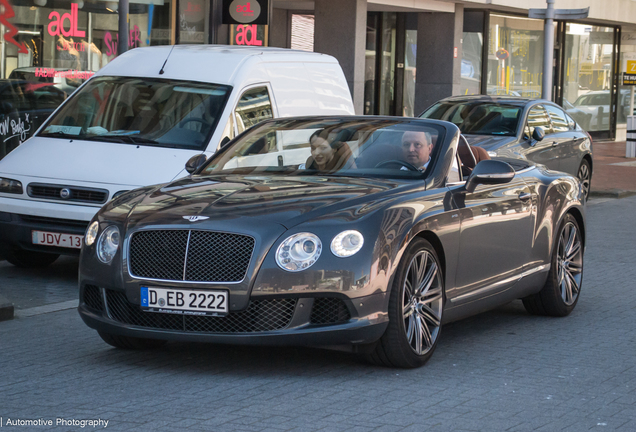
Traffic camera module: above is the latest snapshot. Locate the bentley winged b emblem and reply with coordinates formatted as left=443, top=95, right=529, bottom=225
left=183, top=216, right=209, bottom=222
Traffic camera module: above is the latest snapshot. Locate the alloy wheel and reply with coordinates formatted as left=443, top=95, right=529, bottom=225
left=578, top=162, right=591, bottom=199
left=557, top=221, right=583, bottom=306
left=402, top=250, right=443, bottom=355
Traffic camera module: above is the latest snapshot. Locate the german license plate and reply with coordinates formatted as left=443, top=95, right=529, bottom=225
left=32, top=230, right=83, bottom=249
left=140, top=287, right=229, bottom=316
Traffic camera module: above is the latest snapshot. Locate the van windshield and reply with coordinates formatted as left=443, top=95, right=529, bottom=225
left=39, top=76, right=232, bottom=151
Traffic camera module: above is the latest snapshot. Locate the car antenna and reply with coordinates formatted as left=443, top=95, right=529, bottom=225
left=159, top=45, right=176, bottom=75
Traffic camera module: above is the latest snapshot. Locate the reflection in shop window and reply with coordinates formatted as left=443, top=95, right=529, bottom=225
left=563, top=24, right=615, bottom=132
left=487, top=14, right=544, bottom=99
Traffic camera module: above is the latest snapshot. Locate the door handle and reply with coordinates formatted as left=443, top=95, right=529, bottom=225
left=519, top=192, right=532, bottom=201
left=551, top=141, right=558, bottom=147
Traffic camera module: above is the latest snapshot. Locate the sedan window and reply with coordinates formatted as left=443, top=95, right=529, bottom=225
left=545, top=105, right=569, bottom=132
left=524, top=105, right=553, bottom=138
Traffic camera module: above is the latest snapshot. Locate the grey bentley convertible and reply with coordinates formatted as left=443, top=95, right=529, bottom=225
left=78, top=117, right=585, bottom=368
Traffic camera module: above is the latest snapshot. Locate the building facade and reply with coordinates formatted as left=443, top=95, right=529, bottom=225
left=1, top=0, right=635, bottom=140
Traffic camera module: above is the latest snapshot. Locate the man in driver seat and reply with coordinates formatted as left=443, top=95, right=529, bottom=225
left=401, top=131, right=433, bottom=170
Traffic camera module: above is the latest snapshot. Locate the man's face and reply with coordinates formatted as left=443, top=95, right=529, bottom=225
left=401, top=132, right=432, bottom=167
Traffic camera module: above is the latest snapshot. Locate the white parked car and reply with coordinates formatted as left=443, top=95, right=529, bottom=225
left=0, top=46, right=355, bottom=267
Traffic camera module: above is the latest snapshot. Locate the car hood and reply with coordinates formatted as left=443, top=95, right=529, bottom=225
left=118, top=174, right=414, bottom=232
left=0, top=137, right=197, bottom=186
left=463, top=134, right=516, bottom=151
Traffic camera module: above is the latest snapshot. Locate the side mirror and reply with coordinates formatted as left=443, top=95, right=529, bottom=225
left=465, top=160, right=515, bottom=193
left=532, top=126, right=545, bottom=143
left=185, top=154, right=207, bottom=174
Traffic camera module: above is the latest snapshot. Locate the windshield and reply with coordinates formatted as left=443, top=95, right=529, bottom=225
left=199, top=118, right=446, bottom=179
left=421, top=102, right=521, bottom=136
left=38, top=76, right=231, bottom=150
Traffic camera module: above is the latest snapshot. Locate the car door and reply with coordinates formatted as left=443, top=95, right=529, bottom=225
left=447, top=166, right=534, bottom=304
left=521, top=104, right=559, bottom=171
left=544, top=104, right=575, bottom=174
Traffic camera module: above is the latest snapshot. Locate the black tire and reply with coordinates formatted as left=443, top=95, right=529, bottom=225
left=523, top=213, right=584, bottom=317
left=577, top=159, right=592, bottom=201
left=6, top=250, right=59, bottom=268
left=366, top=238, right=444, bottom=368
left=98, top=331, right=167, bottom=350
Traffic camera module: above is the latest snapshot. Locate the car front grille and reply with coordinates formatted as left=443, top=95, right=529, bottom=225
left=19, top=214, right=90, bottom=230
left=83, top=284, right=104, bottom=312
left=310, top=298, right=351, bottom=325
left=105, top=290, right=296, bottom=333
left=27, top=183, right=109, bottom=204
left=129, top=230, right=255, bottom=282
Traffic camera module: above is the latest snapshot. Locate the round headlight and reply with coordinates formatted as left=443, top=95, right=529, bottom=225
left=276, top=232, right=322, bottom=272
left=85, top=221, right=99, bottom=247
left=331, top=230, right=364, bottom=257
left=97, top=225, right=120, bottom=264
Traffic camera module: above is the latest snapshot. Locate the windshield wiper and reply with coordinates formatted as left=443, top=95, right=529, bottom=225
left=38, top=131, right=84, bottom=139
left=82, top=135, right=167, bottom=146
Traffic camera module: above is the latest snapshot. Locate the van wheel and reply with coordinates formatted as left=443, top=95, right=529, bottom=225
left=6, top=250, right=59, bottom=268
left=98, top=331, right=167, bottom=350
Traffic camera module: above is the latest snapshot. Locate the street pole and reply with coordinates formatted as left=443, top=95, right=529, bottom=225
left=541, top=0, right=555, bottom=101
left=118, top=0, right=129, bottom=56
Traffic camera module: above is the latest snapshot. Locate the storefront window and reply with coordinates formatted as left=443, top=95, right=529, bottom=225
left=378, top=13, right=396, bottom=116
left=563, top=24, right=615, bottom=132
left=461, top=11, right=484, bottom=96
left=1, top=0, right=174, bottom=81
left=487, top=14, right=544, bottom=98
left=364, top=13, right=378, bottom=115
left=402, top=15, right=416, bottom=117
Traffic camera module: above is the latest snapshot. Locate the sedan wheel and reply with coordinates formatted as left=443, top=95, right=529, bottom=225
left=367, top=238, right=444, bottom=368
left=577, top=159, right=591, bottom=201
left=523, top=213, right=583, bottom=317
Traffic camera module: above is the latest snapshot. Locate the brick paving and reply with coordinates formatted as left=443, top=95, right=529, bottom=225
left=591, top=140, right=636, bottom=196
left=0, top=197, right=635, bottom=431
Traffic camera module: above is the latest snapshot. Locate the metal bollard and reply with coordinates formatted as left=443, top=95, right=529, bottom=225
left=627, top=115, right=636, bottom=158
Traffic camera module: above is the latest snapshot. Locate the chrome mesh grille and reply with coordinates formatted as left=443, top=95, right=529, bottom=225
left=129, top=229, right=255, bottom=282
left=310, top=298, right=351, bottom=325
left=129, top=230, right=189, bottom=281
left=83, top=284, right=104, bottom=312
left=105, top=290, right=296, bottom=333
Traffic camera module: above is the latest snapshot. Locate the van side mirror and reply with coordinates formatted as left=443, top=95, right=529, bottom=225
left=465, top=160, right=515, bottom=193
left=532, top=127, right=545, bottom=143
left=185, top=154, right=207, bottom=174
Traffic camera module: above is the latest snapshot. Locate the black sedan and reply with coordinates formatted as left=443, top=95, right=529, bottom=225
left=420, top=96, right=593, bottom=200
left=79, top=117, right=585, bottom=368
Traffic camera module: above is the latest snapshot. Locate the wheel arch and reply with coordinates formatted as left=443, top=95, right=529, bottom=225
left=582, top=153, right=593, bottom=174
left=566, top=206, right=586, bottom=248
left=415, top=230, right=447, bottom=290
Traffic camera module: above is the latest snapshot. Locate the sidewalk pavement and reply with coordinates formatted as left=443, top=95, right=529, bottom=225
left=590, top=140, right=636, bottom=198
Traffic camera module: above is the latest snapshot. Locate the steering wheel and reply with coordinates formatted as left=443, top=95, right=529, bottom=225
left=375, top=160, right=420, bottom=171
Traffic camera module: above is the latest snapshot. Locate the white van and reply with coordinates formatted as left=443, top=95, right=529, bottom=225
left=0, top=45, right=355, bottom=267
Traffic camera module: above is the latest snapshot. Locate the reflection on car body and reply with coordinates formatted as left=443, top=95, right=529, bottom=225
left=78, top=116, right=586, bottom=368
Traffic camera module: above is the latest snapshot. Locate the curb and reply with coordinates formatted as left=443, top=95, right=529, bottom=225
left=589, top=190, right=636, bottom=199
left=0, top=294, right=14, bottom=321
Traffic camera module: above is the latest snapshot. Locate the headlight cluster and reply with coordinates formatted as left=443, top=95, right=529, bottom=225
left=276, top=230, right=364, bottom=272
left=97, top=226, right=120, bottom=264
left=85, top=222, right=120, bottom=264
left=276, top=233, right=322, bottom=272
left=0, top=177, right=23, bottom=194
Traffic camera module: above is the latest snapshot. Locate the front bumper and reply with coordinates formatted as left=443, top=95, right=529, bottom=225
left=78, top=284, right=389, bottom=347
left=0, top=211, right=89, bottom=258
